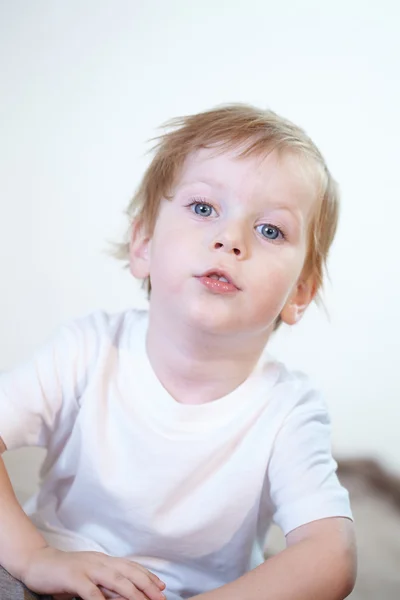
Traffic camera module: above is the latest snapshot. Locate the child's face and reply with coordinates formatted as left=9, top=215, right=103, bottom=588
left=131, top=147, right=319, bottom=337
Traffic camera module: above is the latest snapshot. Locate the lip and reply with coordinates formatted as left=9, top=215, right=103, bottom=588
left=195, top=268, right=241, bottom=291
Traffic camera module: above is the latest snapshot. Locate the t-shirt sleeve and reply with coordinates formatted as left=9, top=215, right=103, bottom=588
left=0, top=321, right=90, bottom=451
left=267, top=383, right=352, bottom=536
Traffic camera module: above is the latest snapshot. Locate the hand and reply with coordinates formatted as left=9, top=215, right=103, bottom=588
left=20, top=546, right=166, bottom=600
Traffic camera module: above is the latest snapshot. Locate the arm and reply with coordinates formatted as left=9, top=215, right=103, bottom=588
left=0, top=440, right=48, bottom=578
left=189, top=517, right=356, bottom=600
left=0, top=439, right=166, bottom=600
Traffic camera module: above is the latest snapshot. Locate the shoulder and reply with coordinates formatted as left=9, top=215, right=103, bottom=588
left=47, top=308, right=148, bottom=405
left=48, top=308, right=148, bottom=386
left=62, top=308, right=148, bottom=352
left=265, top=361, right=352, bottom=534
left=262, top=354, right=329, bottom=425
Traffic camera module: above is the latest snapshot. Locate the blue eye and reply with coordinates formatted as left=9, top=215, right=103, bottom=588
left=191, top=202, right=216, bottom=217
left=256, top=224, right=283, bottom=240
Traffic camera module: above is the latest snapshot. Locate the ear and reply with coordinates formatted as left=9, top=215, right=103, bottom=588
left=129, top=219, right=152, bottom=279
left=280, top=274, right=317, bottom=326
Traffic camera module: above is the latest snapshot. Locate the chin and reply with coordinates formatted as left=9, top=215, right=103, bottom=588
left=182, top=299, right=247, bottom=336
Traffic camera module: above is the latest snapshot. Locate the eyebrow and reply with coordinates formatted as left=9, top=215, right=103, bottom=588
left=179, top=178, right=225, bottom=190
left=270, top=206, right=303, bottom=226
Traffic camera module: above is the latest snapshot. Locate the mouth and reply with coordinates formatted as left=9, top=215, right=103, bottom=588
left=195, top=269, right=241, bottom=292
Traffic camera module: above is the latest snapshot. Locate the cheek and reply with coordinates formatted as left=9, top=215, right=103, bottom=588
left=251, top=252, right=303, bottom=307
left=152, top=213, right=200, bottom=260
left=253, top=278, right=290, bottom=316
left=148, top=227, right=192, bottom=291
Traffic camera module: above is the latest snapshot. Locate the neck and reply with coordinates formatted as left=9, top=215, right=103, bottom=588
left=146, top=309, right=271, bottom=405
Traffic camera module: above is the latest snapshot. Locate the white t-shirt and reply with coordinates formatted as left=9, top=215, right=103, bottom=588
left=0, top=310, right=352, bottom=600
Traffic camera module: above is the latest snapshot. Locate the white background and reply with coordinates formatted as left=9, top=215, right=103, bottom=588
left=1, top=1, right=399, bottom=492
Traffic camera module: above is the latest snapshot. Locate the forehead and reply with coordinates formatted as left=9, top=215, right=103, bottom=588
left=177, top=146, right=321, bottom=216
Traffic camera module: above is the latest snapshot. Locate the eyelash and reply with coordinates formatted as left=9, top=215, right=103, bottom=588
left=255, top=223, right=286, bottom=242
left=186, top=199, right=287, bottom=242
left=187, top=198, right=217, bottom=216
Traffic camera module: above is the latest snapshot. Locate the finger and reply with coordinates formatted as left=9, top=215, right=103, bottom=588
left=94, top=569, right=150, bottom=600
left=121, top=562, right=166, bottom=591
left=147, top=573, right=166, bottom=590
left=117, top=567, right=165, bottom=600
left=99, top=587, right=118, bottom=598
left=99, top=586, right=147, bottom=600
left=94, top=559, right=163, bottom=599
left=99, top=586, right=125, bottom=599
left=122, top=562, right=166, bottom=588
left=100, top=588, right=149, bottom=600
left=76, top=579, right=107, bottom=600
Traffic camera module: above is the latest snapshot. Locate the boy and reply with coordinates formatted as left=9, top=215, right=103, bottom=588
left=0, top=104, right=356, bottom=600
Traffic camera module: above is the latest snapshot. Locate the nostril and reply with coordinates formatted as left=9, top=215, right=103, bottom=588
left=213, top=242, right=241, bottom=255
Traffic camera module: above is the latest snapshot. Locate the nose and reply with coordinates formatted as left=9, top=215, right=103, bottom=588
left=209, top=223, right=248, bottom=259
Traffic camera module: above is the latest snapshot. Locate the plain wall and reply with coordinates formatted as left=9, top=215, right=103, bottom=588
left=1, top=1, right=399, bottom=493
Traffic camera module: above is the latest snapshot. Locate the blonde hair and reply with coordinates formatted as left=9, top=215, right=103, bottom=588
left=114, top=103, right=339, bottom=305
